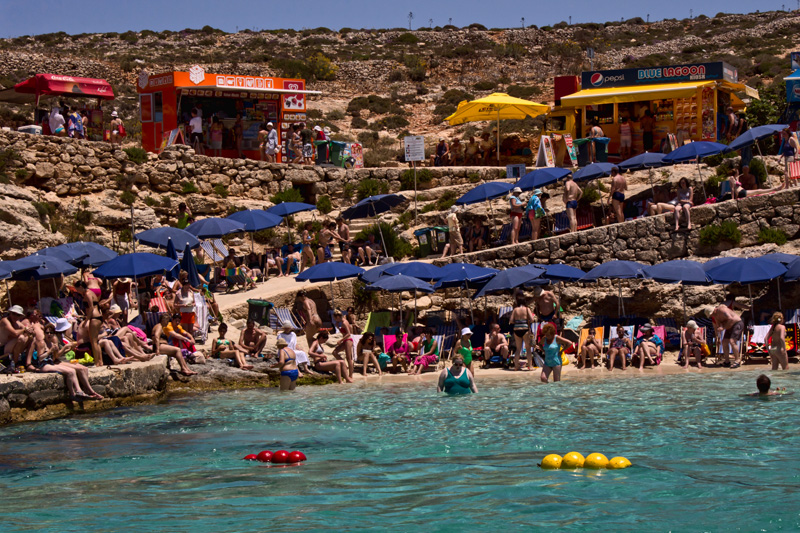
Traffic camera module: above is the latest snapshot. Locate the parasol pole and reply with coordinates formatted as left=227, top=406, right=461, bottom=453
left=696, top=160, right=708, bottom=201
left=5, top=280, right=11, bottom=307
left=497, top=109, right=501, bottom=166
left=373, top=204, right=391, bottom=264
left=682, top=283, right=686, bottom=325
left=37, top=280, right=41, bottom=303
left=748, top=284, right=754, bottom=325
left=777, top=277, right=782, bottom=311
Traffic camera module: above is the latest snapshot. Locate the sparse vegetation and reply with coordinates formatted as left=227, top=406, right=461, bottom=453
left=270, top=187, right=305, bottom=204
left=758, top=227, right=788, bottom=245
left=316, top=195, right=333, bottom=214
left=119, top=190, right=137, bottom=206
left=400, top=168, right=433, bottom=191
left=181, top=181, right=199, bottom=194
left=213, top=184, right=230, bottom=198
left=123, top=147, right=148, bottom=164
left=356, top=178, right=389, bottom=200
left=699, top=220, right=742, bottom=247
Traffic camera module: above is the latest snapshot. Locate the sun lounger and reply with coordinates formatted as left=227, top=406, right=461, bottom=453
left=678, top=326, right=708, bottom=366
left=551, top=211, right=570, bottom=234
left=200, top=241, right=225, bottom=262
left=492, top=223, right=512, bottom=246
left=577, top=326, right=604, bottom=366
left=745, top=325, right=770, bottom=360
left=213, top=238, right=229, bottom=259
left=149, top=295, right=169, bottom=313
left=269, top=307, right=303, bottom=331
left=225, top=268, right=249, bottom=292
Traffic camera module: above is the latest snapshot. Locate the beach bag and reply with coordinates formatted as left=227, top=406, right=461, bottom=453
left=561, top=351, right=570, bottom=366
left=700, top=343, right=711, bottom=357
left=118, top=122, right=127, bottom=137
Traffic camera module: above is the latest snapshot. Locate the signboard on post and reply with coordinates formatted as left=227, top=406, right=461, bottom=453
left=564, top=134, right=578, bottom=167
left=404, top=136, right=425, bottom=162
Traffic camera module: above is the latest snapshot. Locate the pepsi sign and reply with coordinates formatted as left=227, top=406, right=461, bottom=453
left=581, top=62, right=736, bottom=89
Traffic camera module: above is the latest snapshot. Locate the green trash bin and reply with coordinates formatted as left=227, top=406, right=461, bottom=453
left=247, top=299, right=273, bottom=327
left=314, top=140, right=330, bottom=164
left=414, top=228, right=435, bottom=257
left=595, top=137, right=609, bottom=162
left=329, top=141, right=348, bottom=167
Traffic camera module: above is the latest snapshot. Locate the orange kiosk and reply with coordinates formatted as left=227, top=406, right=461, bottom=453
left=136, top=66, right=320, bottom=161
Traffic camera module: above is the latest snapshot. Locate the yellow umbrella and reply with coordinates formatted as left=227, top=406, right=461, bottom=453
left=445, top=92, right=550, bottom=164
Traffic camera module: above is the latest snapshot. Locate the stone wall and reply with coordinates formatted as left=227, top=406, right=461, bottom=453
left=0, top=357, right=168, bottom=425
left=435, top=189, right=800, bottom=270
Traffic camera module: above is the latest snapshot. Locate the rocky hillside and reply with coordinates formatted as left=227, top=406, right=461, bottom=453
left=1, top=10, right=799, bottom=163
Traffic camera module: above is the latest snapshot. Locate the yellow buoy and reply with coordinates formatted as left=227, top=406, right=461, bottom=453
left=584, top=453, right=609, bottom=469
left=560, top=451, right=585, bottom=469
left=607, top=457, right=632, bottom=469
left=540, top=454, right=562, bottom=469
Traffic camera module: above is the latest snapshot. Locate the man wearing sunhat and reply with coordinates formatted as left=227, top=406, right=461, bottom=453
left=562, top=174, right=582, bottom=233
left=444, top=206, right=463, bottom=257
left=0, top=305, right=33, bottom=368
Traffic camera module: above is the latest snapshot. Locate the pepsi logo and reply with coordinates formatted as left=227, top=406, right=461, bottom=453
left=793, top=85, right=800, bottom=97
left=590, top=73, right=604, bottom=86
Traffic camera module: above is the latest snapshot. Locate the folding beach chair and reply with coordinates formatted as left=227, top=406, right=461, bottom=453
left=654, top=317, right=681, bottom=349
left=362, top=311, right=392, bottom=335
left=429, top=334, right=444, bottom=370
left=200, top=241, right=225, bottom=263
left=551, top=211, right=570, bottom=235
left=635, top=325, right=666, bottom=365
left=678, top=326, right=708, bottom=366
left=577, top=326, right=604, bottom=367
left=745, top=325, right=770, bottom=362
left=269, top=307, right=303, bottom=331
left=143, top=311, right=164, bottom=336
left=605, top=324, right=635, bottom=357
left=519, top=219, right=532, bottom=240
left=576, top=207, right=595, bottom=231
left=715, top=327, right=749, bottom=365
left=213, top=238, right=229, bottom=259
left=193, top=292, right=209, bottom=343
left=784, top=308, right=800, bottom=324
left=225, top=268, right=249, bottom=293
left=149, top=295, right=169, bottom=313
left=789, top=160, right=800, bottom=182
left=492, top=223, right=512, bottom=246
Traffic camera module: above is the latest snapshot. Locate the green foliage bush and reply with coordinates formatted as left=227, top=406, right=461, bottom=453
left=316, top=195, right=333, bottom=214
left=119, top=190, right=137, bottom=206
left=352, top=280, right=378, bottom=311
left=758, top=227, right=788, bottom=245
left=271, top=187, right=305, bottom=204
left=0, top=148, right=20, bottom=183
left=356, top=178, right=389, bottom=200
left=253, top=228, right=280, bottom=245
left=181, top=181, right=199, bottom=194
left=213, top=184, right=230, bottom=198
left=355, top=222, right=412, bottom=260
left=369, top=115, right=410, bottom=130
left=32, top=201, right=56, bottom=219
left=400, top=168, right=433, bottom=190
left=699, top=220, right=742, bottom=247
left=75, top=210, right=93, bottom=225
left=403, top=55, right=427, bottom=82
left=395, top=33, right=419, bottom=44
left=144, top=195, right=159, bottom=207
left=473, top=81, right=496, bottom=91
left=747, top=158, right=768, bottom=185
left=124, top=147, right=148, bottom=164
left=326, top=109, right=346, bottom=121
left=579, top=185, right=601, bottom=206
left=506, top=85, right=542, bottom=100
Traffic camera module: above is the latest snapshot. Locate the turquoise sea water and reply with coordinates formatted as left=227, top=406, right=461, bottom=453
left=1, top=369, right=799, bottom=532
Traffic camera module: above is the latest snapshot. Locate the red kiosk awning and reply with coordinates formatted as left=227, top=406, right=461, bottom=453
left=0, top=74, right=115, bottom=104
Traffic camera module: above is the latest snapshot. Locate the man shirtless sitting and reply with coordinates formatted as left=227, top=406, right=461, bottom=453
left=707, top=297, right=748, bottom=369
left=238, top=319, right=267, bottom=357
left=483, top=323, right=509, bottom=364
left=0, top=305, right=33, bottom=368
left=647, top=184, right=678, bottom=216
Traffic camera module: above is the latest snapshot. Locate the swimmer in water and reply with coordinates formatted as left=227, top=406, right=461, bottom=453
left=750, top=374, right=790, bottom=396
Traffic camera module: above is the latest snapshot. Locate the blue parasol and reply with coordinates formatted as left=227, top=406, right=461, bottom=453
left=515, top=167, right=572, bottom=191
left=58, top=242, right=118, bottom=268
left=135, top=227, right=200, bottom=250
left=180, top=243, right=202, bottom=288
left=34, top=246, right=88, bottom=266
left=583, top=260, right=646, bottom=317
left=381, top=261, right=443, bottom=282
left=93, top=253, right=179, bottom=280
left=473, top=265, right=545, bottom=298
left=573, top=162, right=617, bottom=183
left=642, top=259, right=710, bottom=321
left=185, top=218, right=245, bottom=239
left=455, top=182, right=513, bottom=205
left=226, top=209, right=283, bottom=232
left=266, top=202, right=317, bottom=217
left=724, top=124, right=788, bottom=153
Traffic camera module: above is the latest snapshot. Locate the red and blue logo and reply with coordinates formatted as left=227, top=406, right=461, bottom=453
left=590, top=73, right=604, bottom=86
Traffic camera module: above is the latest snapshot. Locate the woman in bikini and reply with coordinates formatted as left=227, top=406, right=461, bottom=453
left=510, top=295, right=534, bottom=371
left=82, top=269, right=103, bottom=298
left=75, top=281, right=105, bottom=367
left=309, top=331, right=352, bottom=384
left=101, top=306, right=152, bottom=362
left=607, top=325, right=632, bottom=371
left=767, top=312, right=788, bottom=370
left=509, top=187, right=525, bottom=245
left=331, top=309, right=355, bottom=379
left=152, top=314, right=198, bottom=375
left=25, top=320, right=103, bottom=401
left=211, top=322, right=251, bottom=371
left=276, top=337, right=298, bottom=391
left=300, top=222, right=317, bottom=273
left=356, top=332, right=383, bottom=377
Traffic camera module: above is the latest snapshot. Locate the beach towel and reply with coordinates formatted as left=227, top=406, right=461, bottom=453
left=362, top=311, right=391, bottom=336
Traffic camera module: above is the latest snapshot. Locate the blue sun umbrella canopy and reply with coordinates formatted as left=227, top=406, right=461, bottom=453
left=618, top=152, right=670, bottom=171
left=473, top=265, right=545, bottom=298
left=582, top=260, right=646, bottom=281
left=135, top=227, right=201, bottom=250
left=365, top=273, right=434, bottom=294
left=341, top=194, right=406, bottom=220
left=34, top=246, right=88, bottom=266
left=358, top=263, right=397, bottom=284
left=0, top=260, right=32, bottom=281
left=58, top=242, right=117, bottom=268
left=783, top=259, right=800, bottom=282
left=762, top=252, right=799, bottom=266
left=433, top=263, right=499, bottom=290
left=180, top=243, right=202, bottom=288
left=663, top=141, right=727, bottom=163
left=456, top=182, right=513, bottom=206
left=705, top=257, right=787, bottom=285
left=642, top=260, right=710, bottom=285
left=724, top=124, right=788, bottom=153
left=296, top=262, right=365, bottom=283
left=266, top=202, right=317, bottom=218
left=381, top=261, right=442, bottom=282
left=8, top=255, right=78, bottom=281
left=186, top=217, right=246, bottom=239
left=93, top=253, right=179, bottom=280
left=573, top=162, right=618, bottom=183
left=225, top=209, right=283, bottom=232
left=702, top=256, right=738, bottom=272
left=515, top=167, right=572, bottom=191
left=538, top=263, right=586, bottom=282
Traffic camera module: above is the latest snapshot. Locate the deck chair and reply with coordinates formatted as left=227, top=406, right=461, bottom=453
left=436, top=324, right=458, bottom=344
left=745, top=325, right=771, bottom=361
left=149, top=295, right=169, bottom=313
left=693, top=316, right=716, bottom=347
left=519, top=218, right=533, bottom=240
left=678, top=326, right=708, bottom=366
left=492, top=223, right=512, bottom=246
left=635, top=325, right=666, bottom=365
left=193, top=292, right=209, bottom=343
left=225, top=268, right=249, bottom=292
left=496, top=306, right=513, bottom=333
left=551, top=211, right=570, bottom=234
left=200, top=241, right=225, bottom=262
left=784, top=308, right=800, bottom=324
left=577, top=326, right=604, bottom=367
left=715, top=327, right=749, bottom=365
left=654, top=318, right=681, bottom=348
left=213, top=238, right=229, bottom=259
left=789, top=160, right=800, bottom=181
left=576, top=207, right=595, bottom=231
left=623, top=200, right=645, bottom=221
left=428, top=334, right=444, bottom=370
left=606, top=324, right=635, bottom=354
left=269, top=307, right=302, bottom=331
left=589, top=316, right=609, bottom=328
left=143, top=311, right=164, bottom=336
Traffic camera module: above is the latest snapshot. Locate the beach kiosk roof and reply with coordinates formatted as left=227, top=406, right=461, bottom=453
left=0, top=74, right=115, bottom=105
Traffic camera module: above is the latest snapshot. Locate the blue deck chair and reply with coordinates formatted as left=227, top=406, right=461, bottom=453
left=605, top=324, right=636, bottom=361
left=551, top=211, right=570, bottom=234
left=519, top=219, right=532, bottom=240
left=200, top=241, right=225, bottom=262
left=492, top=223, right=512, bottom=246
left=693, top=316, right=716, bottom=347
left=269, top=307, right=302, bottom=331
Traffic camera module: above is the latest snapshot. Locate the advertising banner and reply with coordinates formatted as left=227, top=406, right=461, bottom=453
left=581, top=62, right=737, bottom=89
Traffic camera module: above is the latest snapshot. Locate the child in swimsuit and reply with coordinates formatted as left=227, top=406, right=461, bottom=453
left=276, top=337, right=298, bottom=391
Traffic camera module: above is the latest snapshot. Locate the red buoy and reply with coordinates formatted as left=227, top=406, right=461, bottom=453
left=243, top=454, right=258, bottom=461
left=287, top=451, right=303, bottom=464
left=271, top=450, right=289, bottom=463
left=291, top=451, right=307, bottom=462
left=256, top=450, right=273, bottom=463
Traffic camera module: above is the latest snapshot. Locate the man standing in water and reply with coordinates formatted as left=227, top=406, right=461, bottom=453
left=562, top=174, right=582, bottom=233
left=707, top=298, right=748, bottom=369
left=298, top=290, right=322, bottom=347
left=533, top=286, right=560, bottom=326
left=608, top=167, right=626, bottom=224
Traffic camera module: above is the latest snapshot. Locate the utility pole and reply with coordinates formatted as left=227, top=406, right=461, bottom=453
left=690, top=9, right=693, bottom=19
left=521, top=17, right=525, bottom=28
left=647, top=14, right=650, bottom=23
left=569, top=16, right=572, bottom=25
left=429, top=18, right=433, bottom=28
left=408, top=12, right=414, bottom=30
left=449, top=17, right=452, bottom=26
